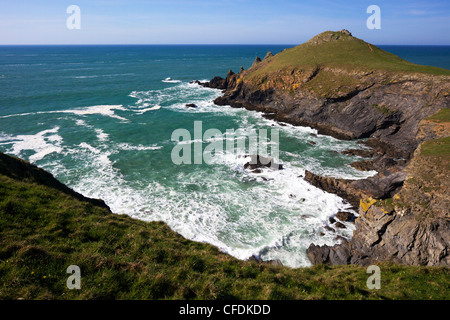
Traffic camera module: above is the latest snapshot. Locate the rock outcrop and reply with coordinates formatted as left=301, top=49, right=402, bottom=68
left=306, top=112, right=450, bottom=266
left=244, top=154, right=283, bottom=171
left=251, top=56, right=262, bottom=68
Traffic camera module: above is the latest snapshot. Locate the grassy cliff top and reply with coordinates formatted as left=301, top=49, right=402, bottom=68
left=421, top=108, right=450, bottom=157
left=0, top=151, right=449, bottom=299
left=246, top=30, right=450, bottom=80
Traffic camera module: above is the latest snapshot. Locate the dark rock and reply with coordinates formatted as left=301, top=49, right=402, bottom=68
left=185, top=103, right=198, bottom=108
left=350, top=159, right=375, bottom=171
left=307, top=242, right=352, bottom=265
left=269, top=259, right=284, bottom=266
left=251, top=56, right=262, bottom=68
left=329, top=217, right=336, bottom=224
left=350, top=154, right=401, bottom=172
left=335, top=222, right=346, bottom=229
left=264, top=51, right=273, bottom=60
left=307, top=244, right=330, bottom=265
left=324, top=226, right=335, bottom=233
left=342, top=149, right=374, bottom=158
left=304, top=169, right=407, bottom=208
left=304, top=170, right=366, bottom=208
left=336, top=211, right=356, bottom=222
left=206, top=76, right=227, bottom=89
left=309, top=195, right=450, bottom=266
left=244, top=155, right=283, bottom=171
left=308, top=141, right=317, bottom=145
left=340, top=29, right=352, bottom=36
left=201, top=70, right=237, bottom=90
left=248, top=255, right=283, bottom=266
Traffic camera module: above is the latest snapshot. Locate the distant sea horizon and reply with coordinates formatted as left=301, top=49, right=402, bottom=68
left=1, top=44, right=449, bottom=69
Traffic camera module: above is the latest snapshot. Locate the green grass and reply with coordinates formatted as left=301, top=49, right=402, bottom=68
left=0, top=153, right=449, bottom=300
left=420, top=137, right=450, bottom=157
left=426, top=108, right=450, bottom=122
left=248, top=31, right=450, bottom=78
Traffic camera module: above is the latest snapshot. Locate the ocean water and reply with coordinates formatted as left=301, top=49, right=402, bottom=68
left=0, top=45, right=447, bottom=267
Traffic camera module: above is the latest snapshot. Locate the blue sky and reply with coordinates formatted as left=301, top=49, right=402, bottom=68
left=0, top=0, right=449, bottom=45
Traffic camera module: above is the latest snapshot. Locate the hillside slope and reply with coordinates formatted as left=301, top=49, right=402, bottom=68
left=0, top=151, right=449, bottom=299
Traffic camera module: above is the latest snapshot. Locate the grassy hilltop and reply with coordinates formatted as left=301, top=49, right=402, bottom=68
left=249, top=30, right=450, bottom=78
left=0, top=152, right=449, bottom=300
left=241, top=30, right=450, bottom=99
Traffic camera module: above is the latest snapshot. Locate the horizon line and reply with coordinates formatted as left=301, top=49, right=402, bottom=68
left=1, top=43, right=450, bottom=46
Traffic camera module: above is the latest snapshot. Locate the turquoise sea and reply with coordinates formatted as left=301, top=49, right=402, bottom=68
left=0, top=45, right=448, bottom=267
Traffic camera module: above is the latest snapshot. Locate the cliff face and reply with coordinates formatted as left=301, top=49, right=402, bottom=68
left=203, top=30, right=450, bottom=267
left=307, top=117, right=450, bottom=266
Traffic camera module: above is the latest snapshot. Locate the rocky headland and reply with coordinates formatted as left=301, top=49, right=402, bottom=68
left=200, top=30, right=450, bottom=266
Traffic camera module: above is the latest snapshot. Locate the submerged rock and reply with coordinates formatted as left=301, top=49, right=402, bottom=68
left=244, top=155, right=283, bottom=171
left=334, top=222, right=346, bottom=229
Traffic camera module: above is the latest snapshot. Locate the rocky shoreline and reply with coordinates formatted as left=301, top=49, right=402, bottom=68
left=198, top=31, right=450, bottom=266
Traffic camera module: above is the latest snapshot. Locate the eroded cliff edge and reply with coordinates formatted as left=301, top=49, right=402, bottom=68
left=306, top=111, right=449, bottom=266
left=201, top=30, right=450, bottom=266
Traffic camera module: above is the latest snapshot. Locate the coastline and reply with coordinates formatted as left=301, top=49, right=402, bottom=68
left=198, top=31, right=450, bottom=267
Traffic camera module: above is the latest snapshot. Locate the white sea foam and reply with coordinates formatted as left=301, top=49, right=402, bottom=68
left=73, top=75, right=99, bottom=79
left=1, top=127, right=63, bottom=162
left=74, top=119, right=94, bottom=128
left=129, top=82, right=222, bottom=114
left=0, top=105, right=130, bottom=122
left=117, top=143, right=162, bottom=151
left=162, top=77, right=182, bottom=83
left=79, top=142, right=101, bottom=154
left=134, top=105, right=162, bottom=114
left=61, top=105, right=129, bottom=121
left=95, top=129, right=109, bottom=142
